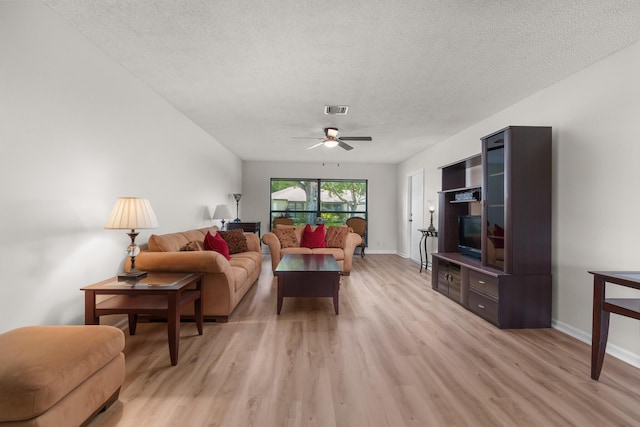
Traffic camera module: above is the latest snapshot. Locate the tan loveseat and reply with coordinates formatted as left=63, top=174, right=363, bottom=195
left=262, top=225, right=362, bottom=276
left=130, top=226, right=261, bottom=322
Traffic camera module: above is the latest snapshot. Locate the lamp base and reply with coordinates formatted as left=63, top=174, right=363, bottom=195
left=117, top=270, right=148, bottom=282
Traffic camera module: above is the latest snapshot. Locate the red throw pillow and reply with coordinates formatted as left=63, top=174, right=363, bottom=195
left=300, top=224, right=326, bottom=249
left=204, top=231, right=231, bottom=260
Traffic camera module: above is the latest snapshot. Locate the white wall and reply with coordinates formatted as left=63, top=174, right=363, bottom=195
left=242, top=161, right=398, bottom=253
left=398, top=41, right=640, bottom=366
left=0, top=2, right=242, bottom=333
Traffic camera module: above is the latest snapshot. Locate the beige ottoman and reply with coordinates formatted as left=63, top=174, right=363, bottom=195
left=0, top=325, right=125, bottom=427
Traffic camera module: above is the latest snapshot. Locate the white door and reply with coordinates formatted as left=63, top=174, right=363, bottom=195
left=408, top=170, right=424, bottom=263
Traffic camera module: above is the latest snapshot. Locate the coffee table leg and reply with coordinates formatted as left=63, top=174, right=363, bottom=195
left=168, top=292, right=180, bottom=366
left=277, top=274, right=283, bottom=314
left=333, top=276, right=339, bottom=315
left=195, top=285, right=203, bottom=335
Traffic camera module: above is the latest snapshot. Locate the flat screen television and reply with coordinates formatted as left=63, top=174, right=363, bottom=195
left=458, top=215, right=482, bottom=259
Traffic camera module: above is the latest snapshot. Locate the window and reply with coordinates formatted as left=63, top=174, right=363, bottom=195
left=270, top=178, right=367, bottom=229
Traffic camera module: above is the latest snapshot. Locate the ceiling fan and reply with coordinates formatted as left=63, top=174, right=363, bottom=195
left=295, top=128, right=372, bottom=151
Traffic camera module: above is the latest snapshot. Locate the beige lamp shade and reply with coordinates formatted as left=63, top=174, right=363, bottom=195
left=212, top=204, right=233, bottom=220
left=105, top=197, right=159, bottom=230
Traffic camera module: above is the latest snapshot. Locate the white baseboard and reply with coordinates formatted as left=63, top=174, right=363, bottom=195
left=363, top=249, right=400, bottom=255
left=552, top=319, right=640, bottom=370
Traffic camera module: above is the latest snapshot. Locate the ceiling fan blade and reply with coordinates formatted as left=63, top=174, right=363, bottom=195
left=338, top=136, right=372, bottom=141
left=292, top=137, right=323, bottom=140
left=337, top=140, right=353, bottom=151
left=307, top=142, right=324, bottom=150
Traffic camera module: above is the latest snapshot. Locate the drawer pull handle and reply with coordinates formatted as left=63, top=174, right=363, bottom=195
left=478, top=304, right=485, bottom=309
left=478, top=280, right=485, bottom=284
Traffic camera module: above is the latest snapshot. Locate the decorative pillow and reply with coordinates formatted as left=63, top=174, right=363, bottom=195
left=180, top=240, right=204, bottom=251
left=325, top=225, right=349, bottom=248
left=203, top=231, right=230, bottom=260
left=274, top=227, right=299, bottom=248
left=300, top=224, right=326, bottom=249
left=218, top=228, right=249, bottom=254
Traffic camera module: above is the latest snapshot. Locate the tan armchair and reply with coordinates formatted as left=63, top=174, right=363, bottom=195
left=346, top=217, right=366, bottom=257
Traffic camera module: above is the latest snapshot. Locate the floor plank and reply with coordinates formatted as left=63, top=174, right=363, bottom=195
left=89, top=254, right=640, bottom=427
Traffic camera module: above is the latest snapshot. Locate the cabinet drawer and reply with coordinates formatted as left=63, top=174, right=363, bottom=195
left=469, top=270, right=499, bottom=298
left=469, top=289, right=499, bottom=325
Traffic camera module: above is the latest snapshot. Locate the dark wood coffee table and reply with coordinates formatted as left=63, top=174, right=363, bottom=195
left=275, top=254, right=341, bottom=314
left=81, top=273, right=203, bottom=366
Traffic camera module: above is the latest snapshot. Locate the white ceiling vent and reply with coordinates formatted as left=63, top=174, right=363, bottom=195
left=324, top=105, right=349, bottom=115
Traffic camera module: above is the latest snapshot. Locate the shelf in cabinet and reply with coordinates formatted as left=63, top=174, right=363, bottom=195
left=440, top=185, right=482, bottom=195
left=450, top=199, right=480, bottom=203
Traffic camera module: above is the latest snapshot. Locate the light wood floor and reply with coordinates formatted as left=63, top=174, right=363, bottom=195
left=90, top=255, right=640, bottom=427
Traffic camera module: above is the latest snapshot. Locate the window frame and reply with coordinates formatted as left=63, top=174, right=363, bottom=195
left=270, top=178, right=368, bottom=232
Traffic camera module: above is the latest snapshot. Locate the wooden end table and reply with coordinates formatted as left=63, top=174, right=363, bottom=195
left=275, top=254, right=341, bottom=314
left=81, top=273, right=204, bottom=366
left=589, top=270, right=640, bottom=380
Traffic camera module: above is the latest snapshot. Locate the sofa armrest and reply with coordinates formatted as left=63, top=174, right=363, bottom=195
left=344, top=232, right=362, bottom=252
left=340, top=232, right=363, bottom=274
left=245, top=233, right=261, bottom=253
left=261, top=232, right=282, bottom=273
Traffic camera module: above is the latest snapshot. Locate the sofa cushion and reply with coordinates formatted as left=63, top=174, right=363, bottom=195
left=204, top=231, right=230, bottom=260
left=281, top=247, right=313, bottom=255
left=274, top=227, right=299, bottom=248
left=325, top=225, right=349, bottom=248
left=0, top=325, right=124, bottom=422
left=229, top=256, right=255, bottom=275
left=311, top=247, right=345, bottom=260
left=218, top=228, right=249, bottom=254
left=300, top=224, right=326, bottom=249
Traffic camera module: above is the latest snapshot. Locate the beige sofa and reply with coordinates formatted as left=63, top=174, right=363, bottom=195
left=131, top=226, right=261, bottom=322
left=262, top=225, right=362, bottom=276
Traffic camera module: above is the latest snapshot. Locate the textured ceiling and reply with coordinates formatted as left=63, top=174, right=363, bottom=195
left=44, top=0, right=640, bottom=164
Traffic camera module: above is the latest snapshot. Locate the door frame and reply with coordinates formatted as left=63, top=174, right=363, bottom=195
left=407, top=169, right=424, bottom=262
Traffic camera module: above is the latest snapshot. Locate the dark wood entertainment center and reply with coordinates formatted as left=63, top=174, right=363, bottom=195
left=432, top=126, right=552, bottom=328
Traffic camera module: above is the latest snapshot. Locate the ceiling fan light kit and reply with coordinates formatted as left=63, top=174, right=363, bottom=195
left=296, top=127, right=371, bottom=151
left=324, top=138, right=338, bottom=148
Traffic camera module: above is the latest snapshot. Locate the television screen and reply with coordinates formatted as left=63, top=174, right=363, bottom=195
left=458, top=215, right=482, bottom=259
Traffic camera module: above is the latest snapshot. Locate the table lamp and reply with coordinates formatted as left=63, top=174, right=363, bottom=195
left=105, top=197, right=159, bottom=281
left=233, top=193, right=242, bottom=222
left=427, top=200, right=436, bottom=232
left=213, top=204, right=233, bottom=230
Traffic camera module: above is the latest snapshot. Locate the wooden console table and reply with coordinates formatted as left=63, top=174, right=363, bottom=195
left=589, top=270, right=640, bottom=380
left=227, top=221, right=261, bottom=239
